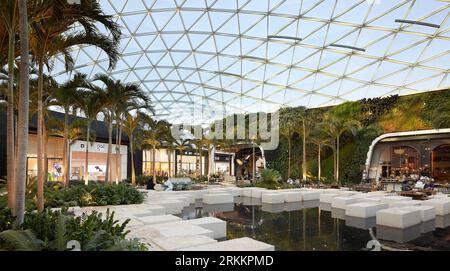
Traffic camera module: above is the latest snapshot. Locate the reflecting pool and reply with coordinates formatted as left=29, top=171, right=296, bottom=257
left=178, top=197, right=450, bottom=251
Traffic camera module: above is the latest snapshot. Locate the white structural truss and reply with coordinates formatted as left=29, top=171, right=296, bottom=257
left=50, top=0, right=450, bottom=124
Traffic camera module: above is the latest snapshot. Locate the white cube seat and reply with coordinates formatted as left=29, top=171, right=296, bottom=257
left=186, top=217, right=227, bottom=239
left=421, top=199, right=450, bottom=216
left=331, top=197, right=360, bottom=209
left=179, top=237, right=274, bottom=251
left=388, top=200, right=421, bottom=208
left=320, top=193, right=340, bottom=203
left=251, top=188, right=269, bottom=198
left=376, top=208, right=422, bottom=229
left=300, top=191, right=321, bottom=201
left=380, top=196, right=412, bottom=204
left=345, top=202, right=388, bottom=218
left=241, top=187, right=256, bottom=197
left=202, top=193, right=234, bottom=204
left=403, top=206, right=436, bottom=222
left=283, top=192, right=302, bottom=203
left=261, top=193, right=285, bottom=204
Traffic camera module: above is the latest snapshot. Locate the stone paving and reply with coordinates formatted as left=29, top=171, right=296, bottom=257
left=70, top=186, right=450, bottom=250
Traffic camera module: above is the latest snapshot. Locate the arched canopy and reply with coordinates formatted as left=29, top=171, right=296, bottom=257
left=50, top=0, right=450, bottom=125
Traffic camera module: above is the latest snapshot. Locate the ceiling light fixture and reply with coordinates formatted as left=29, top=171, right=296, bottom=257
left=395, top=19, right=440, bottom=28
left=329, top=43, right=366, bottom=52
left=267, top=35, right=303, bottom=42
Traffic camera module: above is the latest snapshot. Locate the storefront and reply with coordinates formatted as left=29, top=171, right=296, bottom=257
left=365, top=129, right=450, bottom=184
left=70, top=140, right=128, bottom=182
left=26, top=134, right=64, bottom=182
left=142, top=148, right=175, bottom=177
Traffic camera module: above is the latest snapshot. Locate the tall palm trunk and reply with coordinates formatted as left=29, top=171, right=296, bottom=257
left=63, top=108, right=70, bottom=186
left=287, top=137, right=291, bottom=179
left=152, top=145, right=156, bottom=185
left=6, top=26, right=16, bottom=210
left=130, top=135, right=135, bottom=185
left=317, top=143, right=321, bottom=186
left=114, top=122, right=120, bottom=184
left=199, top=147, right=202, bottom=176
left=15, top=0, right=30, bottom=227
left=106, top=117, right=113, bottom=184
left=302, top=120, right=307, bottom=181
left=336, top=136, right=340, bottom=185
left=117, top=122, right=123, bottom=184
left=43, top=122, right=48, bottom=182
left=36, top=62, right=45, bottom=213
left=167, top=149, right=172, bottom=177
left=84, top=121, right=91, bottom=185
left=179, top=150, right=183, bottom=175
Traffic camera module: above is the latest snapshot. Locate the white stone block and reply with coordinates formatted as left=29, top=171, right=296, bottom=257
left=129, top=221, right=214, bottom=240
left=179, top=237, right=274, bottom=251
left=403, top=206, right=436, bottom=222
left=136, top=214, right=182, bottom=225
left=300, top=191, right=320, bottom=201
left=376, top=208, right=422, bottom=228
left=389, top=200, right=421, bottom=208
left=261, top=193, right=285, bottom=204
left=187, top=217, right=227, bottom=239
left=251, top=188, right=269, bottom=198
left=380, top=196, right=412, bottom=204
left=421, top=199, right=450, bottom=216
left=203, top=193, right=234, bottom=204
left=242, top=187, right=256, bottom=197
left=320, top=193, right=340, bottom=203
left=148, top=200, right=184, bottom=214
left=345, top=202, right=389, bottom=218
left=151, top=235, right=218, bottom=251
left=322, top=189, right=340, bottom=194
left=332, top=197, right=360, bottom=209
left=283, top=192, right=302, bottom=203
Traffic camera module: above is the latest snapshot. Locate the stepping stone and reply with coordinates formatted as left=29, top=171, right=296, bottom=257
left=320, top=193, right=340, bottom=203
left=376, top=208, right=422, bottom=229
left=175, top=194, right=196, bottom=204
left=319, top=202, right=332, bottom=212
left=187, top=217, right=227, bottom=239
left=299, top=191, right=321, bottom=201
left=345, top=202, right=388, bottom=218
left=321, top=189, right=340, bottom=194
left=402, top=205, right=436, bottom=222
left=179, top=237, right=274, bottom=251
left=242, top=187, right=257, bottom=197
left=203, top=193, right=234, bottom=204
left=389, top=200, right=421, bottom=208
left=148, top=200, right=184, bottom=214
left=302, top=200, right=319, bottom=208
left=151, top=235, right=218, bottom=251
left=331, top=196, right=360, bottom=209
left=261, top=193, right=284, bottom=204
left=251, top=188, right=269, bottom=198
left=380, top=196, right=412, bottom=204
left=184, top=190, right=209, bottom=200
left=421, top=199, right=450, bottom=216
left=420, top=220, right=436, bottom=234
left=136, top=214, right=183, bottom=225
left=129, top=221, right=214, bottom=240
left=283, top=192, right=302, bottom=203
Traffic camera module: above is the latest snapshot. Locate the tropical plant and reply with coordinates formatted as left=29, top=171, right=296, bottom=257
left=279, top=108, right=297, bottom=179
left=91, top=74, right=148, bottom=184
left=122, top=112, right=147, bottom=186
left=173, top=138, right=192, bottom=176
left=323, top=104, right=361, bottom=184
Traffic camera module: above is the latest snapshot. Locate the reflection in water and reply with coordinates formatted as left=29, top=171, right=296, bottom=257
left=178, top=197, right=450, bottom=251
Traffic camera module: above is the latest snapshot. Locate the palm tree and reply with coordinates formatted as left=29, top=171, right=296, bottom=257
left=323, top=113, right=360, bottom=184
left=0, top=0, right=18, bottom=211
left=279, top=109, right=296, bottom=179
left=48, top=73, right=87, bottom=186
left=122, top=112, right=146, bottom=186
left=173, top=138, right=191, bottom=176
left=91, top=74, right=148, bottom=184
left=14, top=0, right=30, bottom=227
left=293, top=107, right=312, bottom=182
left=74, top=89, right=107, bottom=185
left=28, top=0, right=120, bottom=204
left=142, top=118, right=171, bottom=184
left=310, top=127, right=330, bottom=186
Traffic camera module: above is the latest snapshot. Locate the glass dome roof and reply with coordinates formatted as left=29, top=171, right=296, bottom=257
left=50, top=0, right=450, bottom=124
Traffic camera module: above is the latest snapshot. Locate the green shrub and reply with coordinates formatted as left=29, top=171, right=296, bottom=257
left=0, top=208, right=14, bottom=232
left=0, top=209, right=147, bottom=251
left=256, top=169, right=282, bottom=190
left=192, top=176, right=208, bottom=184
left=42, top=183, right=145, bottom=208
